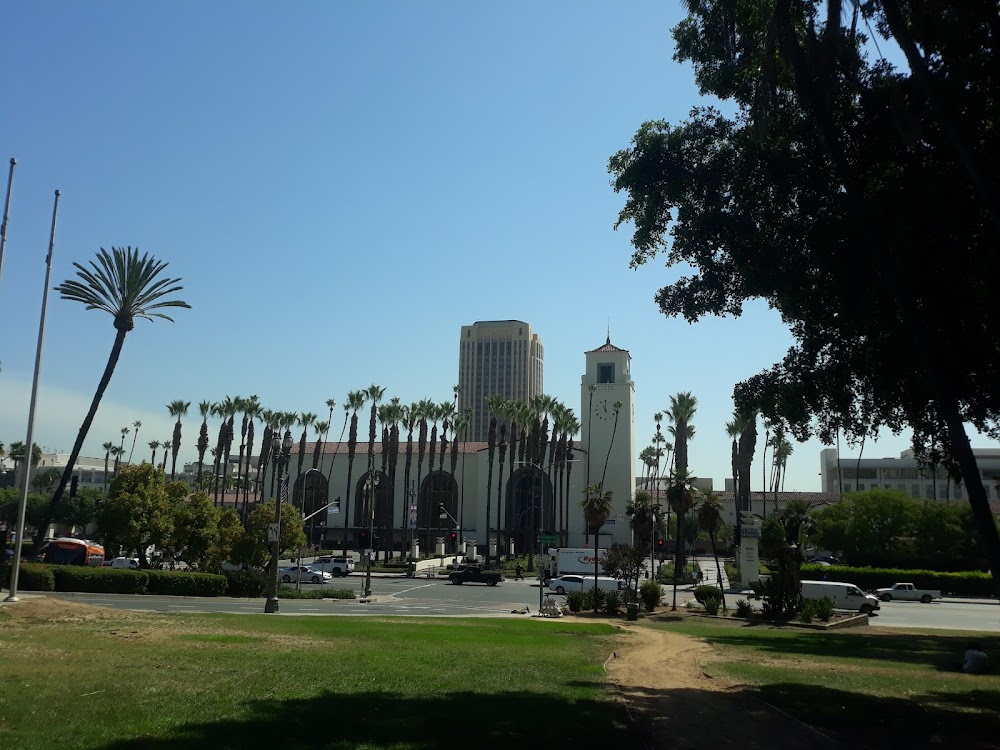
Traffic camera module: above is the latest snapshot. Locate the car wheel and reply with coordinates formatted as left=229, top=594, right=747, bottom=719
left=332, top=568, right=342, bottom=577
left=453, top=580, right=463, bottom=585
left=556, top=586, right=565, bottom=595
left=861, top=604, right=874, bottom=615
left=311, top=576, right=321, bottom=584
left=488, top=580, right=497, bottom=587
left=281, top=575, right=291, bottom=583
left=920, top=594, right=932, bottom=603
left=880, top=593, right=892, bottom=601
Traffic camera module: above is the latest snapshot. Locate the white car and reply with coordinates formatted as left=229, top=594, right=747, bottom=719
left=108, top=557, right=139, bottom=570
left=278, top=565, right=332, bottom=584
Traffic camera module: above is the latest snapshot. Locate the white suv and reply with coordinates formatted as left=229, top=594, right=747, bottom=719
left=314, top=556, right=355, bottom=577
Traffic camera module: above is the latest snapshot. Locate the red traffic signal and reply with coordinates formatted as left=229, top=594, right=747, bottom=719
left=449, top=532, right=457, bottom=541
left=656, top=538, right=664, bottom=548
left=359, top=530, right=369, bottom=547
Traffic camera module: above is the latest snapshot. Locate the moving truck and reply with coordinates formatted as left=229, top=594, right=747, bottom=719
left=801, top=580, right=881, bottom=615
left=547, top=548, right=608, bottom=576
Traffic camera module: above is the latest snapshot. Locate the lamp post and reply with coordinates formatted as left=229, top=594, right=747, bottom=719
left=264, top=429, right=294, bottom=614
left=363, top=466, right=379, bottom=598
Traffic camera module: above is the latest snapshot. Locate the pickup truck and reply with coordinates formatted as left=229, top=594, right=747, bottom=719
left=875, top=582, right=942, bottom=603
left=448, top=565, right=504, bottom=586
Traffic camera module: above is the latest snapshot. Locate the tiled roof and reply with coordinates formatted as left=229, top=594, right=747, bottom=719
left=586, top=336, right=629, bottom=354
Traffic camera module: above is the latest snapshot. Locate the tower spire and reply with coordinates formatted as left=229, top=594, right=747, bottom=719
left=606, top=319, right=611, bottom=346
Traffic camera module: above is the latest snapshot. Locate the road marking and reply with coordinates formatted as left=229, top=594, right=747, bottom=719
left=166, top=605, right=195, bottom=608
left=392, top=584, right=435, bottom=596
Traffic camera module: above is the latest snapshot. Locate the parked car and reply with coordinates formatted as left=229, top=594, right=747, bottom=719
left=807, top=556, right=841, bottom=565
left=278, top=565, right=332, bottom=584
left=548, top=575, right=623, bottom=595
left=314, top=556, right=355, bottom=576
left=108, top=557, right=139, bottom=570
left=875, top=582, right=942, bottom=603
left=800, top=580, right=880, bottom=615
left=156, top=560, right=194, bottom=571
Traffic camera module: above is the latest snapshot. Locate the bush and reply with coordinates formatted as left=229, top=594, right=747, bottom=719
left=702, top=595, right=721, bottom=616
left=224, top=569, right=268, bottom=598
left=52, top=566, right=148, bottom=594
left=582, top=587, right=606, bottom=611
left=656, top=561, right=700, bottom=583
left=801, top=564, right=994, bottom=596
left=1, top=561, right=55, bottom=592
left=604, top=590, right=621, bottom=616
left=276, top=586, right=355, bottom=600
left=799, top=599, right=816, bottom=623
left=693, top=585, right=722, bottom=605
left=724, top=561, right=740, bottom=585
left=639, top=580, right=663, bottom=612
left=566, top=590, right=585, bottom=612
left=813, top=596, right=836, bottom=622
left=146, top=571, right=227, bottom=597
left=735, top=598, right=753, bottom=618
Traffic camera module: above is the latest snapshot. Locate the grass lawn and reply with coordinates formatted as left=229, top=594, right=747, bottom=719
left=653, top=618, right=1000, bottom=747
left=0, top=602, right=627, bottom=750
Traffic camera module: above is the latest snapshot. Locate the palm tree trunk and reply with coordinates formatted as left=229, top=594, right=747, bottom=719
left=710, top=530, right=725, bottom=611
left=38, top=328, right=127, bottom=546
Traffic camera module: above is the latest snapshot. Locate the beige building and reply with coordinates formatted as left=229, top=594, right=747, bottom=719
left=458, top=320, right=544, bottom=442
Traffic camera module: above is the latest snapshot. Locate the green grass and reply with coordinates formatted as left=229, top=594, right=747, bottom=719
left=0, top=606, right=626, bottom=750
left=654, top=618, right=1000, bottom=746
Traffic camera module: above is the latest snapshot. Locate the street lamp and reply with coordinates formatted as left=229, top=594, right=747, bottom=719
left=264, top=429, right=294, bottom=614
left=363, top=467, right=380, bottom=598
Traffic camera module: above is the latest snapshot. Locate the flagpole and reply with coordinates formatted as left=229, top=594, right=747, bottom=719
left=6, top=189, right=60, bottom=603
left=0, top=158, right=16, bottom=288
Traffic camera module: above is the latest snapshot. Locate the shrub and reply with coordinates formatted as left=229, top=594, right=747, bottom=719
left=276, top=586, right=355, bottom=600
left=52, top=566, right=148, bottom=594
left=566, top=591, right=585, bottom=612
left=799, top=599, right=816, bottom=623
left=1, top=561, right=55, bottom=592
left=639, top=580, right=663, bottom=612
left=749, top=573, right=800, bottom=620
left=800, top=564, right=994, bottom=596
left=693, top=585, right=722, bottom=605
left=735, top=598, right=753, bottom=618
left=146, top=571, right=227, bottom=597
left=582, top=587, right=606, bottom=611
left=224, top=569, right=268, bottom=598
left=813, top=596, right=836, bottom=622
left=604, top=590, right=621, bottom=616
left=724, top=561, right=741, bottom=585
left=702, top=595, right=721, bottom=616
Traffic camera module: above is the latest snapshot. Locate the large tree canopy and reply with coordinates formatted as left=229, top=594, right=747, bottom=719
left=609, top=1, right=1000, bottom=590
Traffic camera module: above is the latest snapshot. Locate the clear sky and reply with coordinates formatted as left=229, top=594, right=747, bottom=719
left=1, top=2, right=992, bottom=491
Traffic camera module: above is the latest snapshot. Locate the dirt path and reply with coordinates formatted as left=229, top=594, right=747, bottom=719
left=601, top=620, right=840, bottom=750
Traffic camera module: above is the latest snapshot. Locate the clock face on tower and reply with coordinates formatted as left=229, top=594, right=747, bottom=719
left=596, top=400, right=611, bottom=420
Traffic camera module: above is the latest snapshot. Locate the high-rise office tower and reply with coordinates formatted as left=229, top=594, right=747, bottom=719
left=457, top=320, right=544, bottom=442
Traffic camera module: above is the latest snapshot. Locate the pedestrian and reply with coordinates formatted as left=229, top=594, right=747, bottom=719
left=515, top=563, right=524, bottom=581
left=963, top=643, right=989, bottom=674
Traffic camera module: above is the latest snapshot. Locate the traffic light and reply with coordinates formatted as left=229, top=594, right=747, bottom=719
left=655, top=536, right=665, bottom=560
left=449, top=531, right=457, bottom=551
left=359, top=530, right=368, bottom=549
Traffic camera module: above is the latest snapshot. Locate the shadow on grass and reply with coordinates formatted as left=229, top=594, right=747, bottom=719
left=686, top=626, right=1000, bottom=672
left=94, top=690, right=629, bottom=750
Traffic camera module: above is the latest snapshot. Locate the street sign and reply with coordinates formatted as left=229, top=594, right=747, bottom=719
left=605, top=519, right=616, bottom=525
left=267, top=523, right=280, bottom=543
left=538, top=533, right=556, bottom=544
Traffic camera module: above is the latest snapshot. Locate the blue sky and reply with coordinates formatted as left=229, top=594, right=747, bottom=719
left=0, top=2, right=985, bottom=491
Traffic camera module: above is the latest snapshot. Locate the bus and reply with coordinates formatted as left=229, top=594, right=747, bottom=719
left=36, top=537, right=105, bottom=567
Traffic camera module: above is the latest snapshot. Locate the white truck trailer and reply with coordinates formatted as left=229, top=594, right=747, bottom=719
left=547, top=547, right=608, bottom=576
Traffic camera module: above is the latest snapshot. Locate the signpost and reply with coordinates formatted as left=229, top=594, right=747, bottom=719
left=538, top=533, right=556, bottom=545
left=267, top=523, right=280, bottom=543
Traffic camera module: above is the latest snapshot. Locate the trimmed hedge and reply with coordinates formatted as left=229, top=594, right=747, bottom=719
left=276, top=585, right=356, bottom=600
left=801, top=564, right=995, bottom=596
left=224, top=569, right=268, bottom=598
left=52, top=566, right=149, bottom=594
left=146, top=570, right=227, bottom=597
left=1, top=561, right=55, bottom=592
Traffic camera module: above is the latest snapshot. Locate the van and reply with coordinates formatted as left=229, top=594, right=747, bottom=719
left=548, top=574, right=624, bottom=595
left=801, top=580, right=880, bottom=614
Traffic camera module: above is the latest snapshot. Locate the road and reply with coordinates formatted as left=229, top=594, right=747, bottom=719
left=37, top=575, right=1000, bottom=631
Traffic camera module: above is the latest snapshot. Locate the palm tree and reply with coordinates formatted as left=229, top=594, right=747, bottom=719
left=43, top=246, right=190, bottom=538
left=111, top=445, right=125, bottom=476
left=160, top=437, right=170, bottom=472
left=667, top=392, right=697, bottom=570
left=343, top=390, right=367, bottom=552
left=327, top=401, right=350, bottom=486
left=148, top=440, right=160, bottom=465
left=295, top=411, right=317, bottom=493
left=312, top=420, right=330, bottom=470
left=117, top=426, right=130, bottom=472
left=581, top=482, right=614, bottom=612
left=726, top=408, right=757, bottom=546
left=127, top=420, right=142, bottom=465
left=365, top=384, right=386, bottom=476
left=483, top=396, right=501, bottom=569
left=101, top=441, right=114, bottom=493
left=495, top=413, right=508, bottom=570
left=400, top=403, right=418, bottom=554
left=600, top=400, right=624, bottom=486
left=195, top=400, right=211, bottom=488
left=697, top=490, right=727, bottom=611
left=324, top=398, right=337, bottom=445
left=667, top=468, right=698, bottom=611
left=240, top=397, right=262, bottom=511
left=627, top=488, right=655, bottom=550
left=167, top=399, right=191, bottom=481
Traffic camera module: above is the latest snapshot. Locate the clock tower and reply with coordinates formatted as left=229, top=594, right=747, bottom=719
left=579, top=335, right=636, bottom=546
